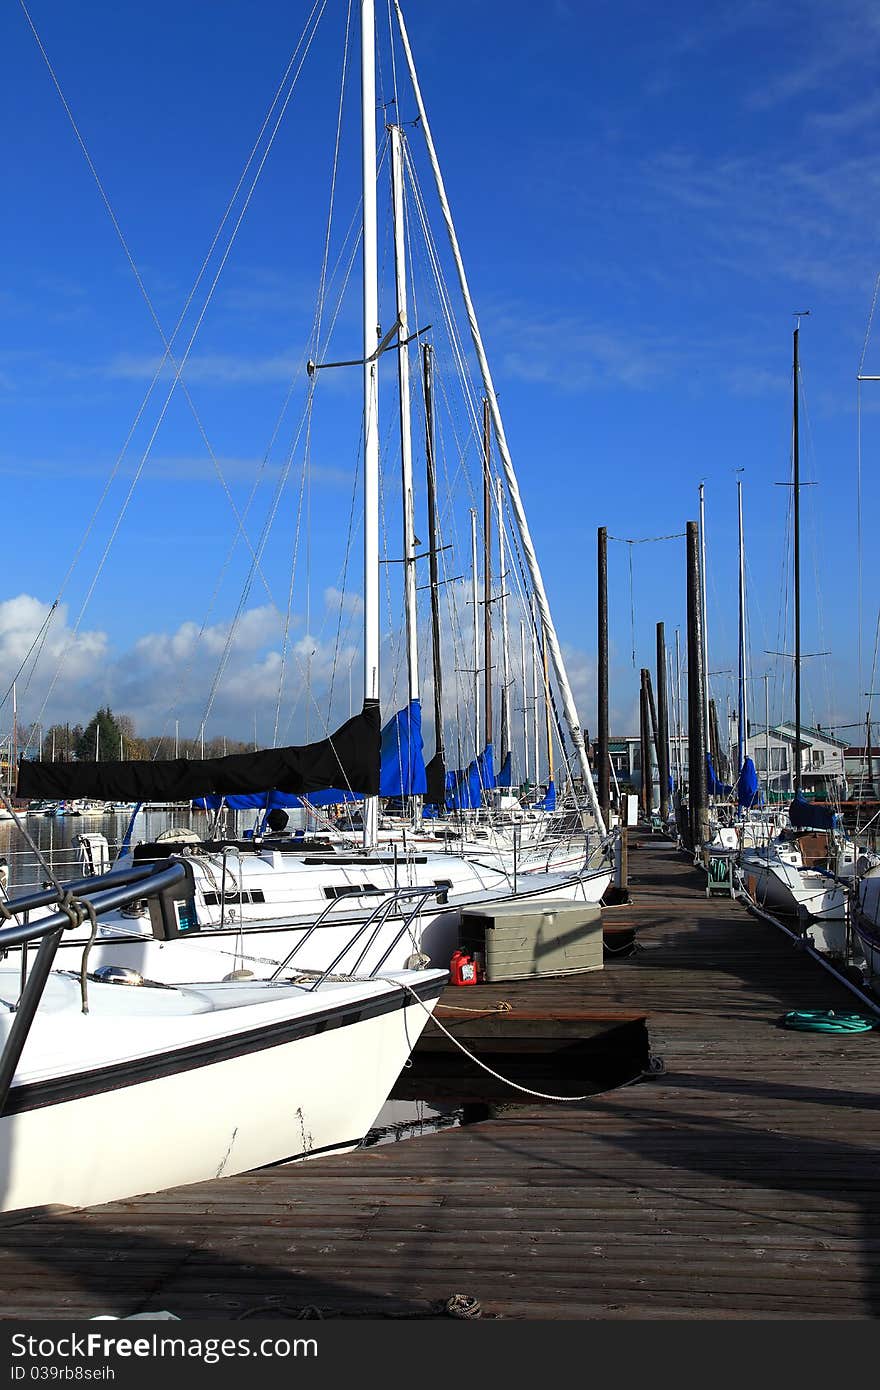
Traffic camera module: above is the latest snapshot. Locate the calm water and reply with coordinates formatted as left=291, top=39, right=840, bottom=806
left=0, top=808, right=203, bottom=897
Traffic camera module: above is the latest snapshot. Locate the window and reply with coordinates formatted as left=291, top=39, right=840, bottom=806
left=322, top=883, right=379, bottom=900
left=201, top=889, right=266, bottom=906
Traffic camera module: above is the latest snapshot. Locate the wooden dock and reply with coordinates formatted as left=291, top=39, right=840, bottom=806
left=1, top=829, right=878, bottom=1320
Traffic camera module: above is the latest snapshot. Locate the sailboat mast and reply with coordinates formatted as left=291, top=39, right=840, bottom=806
left=542, top=627, right=554, bottom=786
left=675, top=627, right=684, bottom=790
left=793, top=325, right=802, bottom=798
left=764, top=673, right=771, bottom=800
left=737, top=477, right=748, bottom=768
left=361, top=0, right=380, bottom=847
left=392, top=0, right=606, bottom=834
left=422, top=344, right=444, bottom=770
left=496, top=476, right=511, bottom=774
left=699, top=483, right=710, bottom=741
left=11, top=682, right=17, bottom=798
left=531, top=599, right=540, bottom=788
left=390, top=125, right=419, bottom=707
left=482, top=399, right=493, bottom=750
left=520, top=619, right=530, bottom=786
left=471, top=510, right=480, bottom=758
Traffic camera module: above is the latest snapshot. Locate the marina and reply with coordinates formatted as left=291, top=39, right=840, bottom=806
left=0, top=830, right=876, bottom=1320
left=2, top=0, right=880, bottom=1334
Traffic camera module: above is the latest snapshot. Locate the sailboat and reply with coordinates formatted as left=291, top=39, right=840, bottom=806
left=739, top=327, right=850, bottom=950
left=0, top=1, right=471, bottom=1217
left=15, top=0, right=614, bottom=979
left=709, top=479, right=782, bottom=851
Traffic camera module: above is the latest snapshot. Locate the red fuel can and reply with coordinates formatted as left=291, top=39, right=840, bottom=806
left=449, top=948, right=481, bottom=985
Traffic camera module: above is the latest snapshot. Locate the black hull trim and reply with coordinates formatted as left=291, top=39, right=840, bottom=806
left=2, top=976, right=444, bottom=1118
left=258, top=1138, right=362, bottom=1168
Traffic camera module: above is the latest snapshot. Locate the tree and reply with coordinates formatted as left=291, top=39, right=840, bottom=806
left=75, top=708, right=125, bottom=762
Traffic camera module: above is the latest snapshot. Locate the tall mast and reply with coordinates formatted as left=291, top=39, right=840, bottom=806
left=675, top=626, right=683, bottom=790
left=361, top=0, right=380, bottom=847
left=656, top=622, right=670, bottom=823
left=496, top=476, right=511, bottom=776
left=764, top=673, right=771, bottom=801
left=520, top=619, right=530, bottom=786
left=390, top=124, right=419, bottom=708
left=470, top=510, right=480, bottom=757
left=542, top=627, right=554, bottom=787
left=482, top=399, right=493, bottom=750
left=531, top=599, right=540, bottom=788
left=392, top=0, right=605, bottom=834
left=793, top=325, right=802, bottom=798
left=737, top=476, right=748, bottom=770
left=11, top=682, right=17, bottom=797
left=699, top=482, right=710, bottom=740
left=422, top=344, right=444, bottom=773
left=597, top=526, right=610, bottom=821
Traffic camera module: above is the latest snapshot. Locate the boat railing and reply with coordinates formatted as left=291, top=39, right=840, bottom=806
left=268, top=882, right=445, bottom=986
left=0, top=859, right=194, bottom=1116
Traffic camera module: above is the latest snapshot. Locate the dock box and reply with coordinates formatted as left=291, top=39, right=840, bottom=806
left=458, top=898, right=604, bottom=982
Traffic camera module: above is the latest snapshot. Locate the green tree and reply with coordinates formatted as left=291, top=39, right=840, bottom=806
left=75, top=707, right=125, bottom=762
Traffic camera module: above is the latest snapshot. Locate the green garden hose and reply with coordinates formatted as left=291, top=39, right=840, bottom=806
left=779, top=1009, right=879, bottom=1034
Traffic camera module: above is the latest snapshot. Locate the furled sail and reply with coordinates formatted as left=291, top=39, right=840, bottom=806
left=17, top=703, right=381, bottom=802
left=424, top=752, right=446, bottom=807
left=476, top=742, right=495, bottom=792
left=706, top=751, right=732, bottom=798
left=379, top=699, right=427, bottom=797
left=789, top=791, right=838, bottom=831
left=445, top=760, right=482, bottom=810
left=736, top=755, right=761, bottom=810
left=532, top=779, right=556, bottom=811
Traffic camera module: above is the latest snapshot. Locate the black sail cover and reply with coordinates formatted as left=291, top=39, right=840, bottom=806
left=17, top=703, right=381, bottom=803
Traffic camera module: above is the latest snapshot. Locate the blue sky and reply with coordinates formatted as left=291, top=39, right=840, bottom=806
left=3, top=0, right=880, bottom=761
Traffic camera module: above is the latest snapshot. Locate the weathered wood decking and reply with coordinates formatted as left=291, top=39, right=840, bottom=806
left=1, top=830, right=878, bottom=1320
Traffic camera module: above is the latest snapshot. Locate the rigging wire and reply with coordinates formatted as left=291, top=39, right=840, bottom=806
left=22, top=0, right=329, bottom=745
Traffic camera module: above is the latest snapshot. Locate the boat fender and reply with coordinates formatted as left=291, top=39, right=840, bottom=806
left=404, top=952, right=432, bottom=970
left=223, top=968, right=254, bottom=981
left=449, top=948, right=481, bottom=986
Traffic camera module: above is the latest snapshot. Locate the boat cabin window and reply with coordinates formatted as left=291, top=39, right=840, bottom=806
left=201, top=889, right=266, bottom=906
left=322, top=883, right=379, bottom=899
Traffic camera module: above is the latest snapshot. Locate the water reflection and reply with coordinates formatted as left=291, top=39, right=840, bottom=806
left=0, top=808, right=204, bottom=895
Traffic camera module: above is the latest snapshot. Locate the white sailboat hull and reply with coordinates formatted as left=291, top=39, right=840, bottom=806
left=0, top=969, right=444, bottom=1214
left=741, top=850, right=847, bottom=927
left=853, top=868, right=880, bottom=977
left=18, top=847, right=611, bottom=980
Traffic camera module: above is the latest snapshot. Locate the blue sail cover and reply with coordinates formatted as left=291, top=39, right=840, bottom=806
left=193, top=700, right=426, bottom=812
left=193, top=788, right=306, bottom=812
left=789, top=791, right=838, bottom=831
left=476, top=743, right=495, bottom=792
left=706, top=751, right=733, bottom=797
left=379, top=699, right=427, bottom=797
left=497, top=750, right=512, bottom=788
left=532, top=779, right=556, bottom=811
left=445, top=760, right=482, bottom=810
left=736, top=755, right=762, bottom=809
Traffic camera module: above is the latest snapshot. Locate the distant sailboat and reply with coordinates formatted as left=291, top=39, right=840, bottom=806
left=739, top=327, right=849, bottom=950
